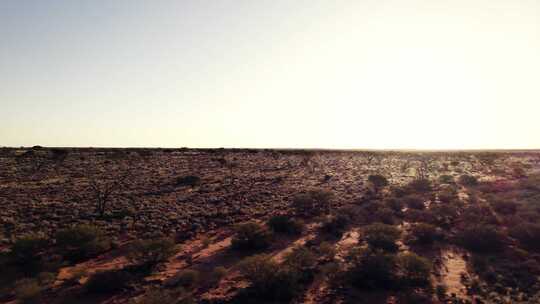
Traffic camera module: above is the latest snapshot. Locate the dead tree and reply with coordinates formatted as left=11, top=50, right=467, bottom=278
left=88, top=171, right=130, bottom=218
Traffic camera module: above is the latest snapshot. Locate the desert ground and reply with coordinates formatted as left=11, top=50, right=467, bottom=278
left=1, top=147, right=540, bottom=303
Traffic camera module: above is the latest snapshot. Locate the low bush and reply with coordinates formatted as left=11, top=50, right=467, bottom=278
left=55, top=225, right=110, bottom=262
left=320, top=214, right=350, bottom=238
left=292, top=190, right=333, bottom=217
left=166, top=269, right=200, bottom=289
left=396, top=253, right=431, bottom=288
left=231, top=222, right=272, bottom=251
left=348, top=248, right=398, bottom=289
left=492, top=200, right=518, bottom=215
left=509, top=223, right=540, bottom=251
left=363, top=223, right=401, bottom=253
left=127, top=238, right=176, bottom=268
left=404, top=195, right=425, bottom=210
left=267, top=215, right=304, bottom=235
left=459, top=174, right=478, bottom=187
left=14, top=278, right=41, bottom=303
left=175, top=175, right=201, bottom=187
left=458, top=225, right=505, bottom=253
left=409, top=223, right=441, bottom=245
left=406, top=178, right=432, bottom=193
left=439, top=175, right=454, bottom=184
left=85, top=270, right=132, bottom=294
left=368, top=174, right=389, bottom=193
left=238, top=254, right=302, bottom=300
left=11, top=234, right=48, bottom=267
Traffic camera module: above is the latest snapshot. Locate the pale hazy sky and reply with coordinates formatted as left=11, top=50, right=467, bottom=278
left=1, top=1, right=539, bottom=149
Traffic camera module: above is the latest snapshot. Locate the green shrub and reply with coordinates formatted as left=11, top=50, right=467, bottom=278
left=85, top=270, right=131, bottom=294
left=368, top=174, right=389, bottom=193
left=509, top=223, right=540, bottom=251
left=176, top=175, right=201, bottom=187
left=406, top=178, right=432, bottom=193
left=11, top=234, right=48, bottom=265
left=348, top=248, right=397, bottom=289
left=283, top=246, right=317, bottom=273
left=127, top=238, right=176, bottom=268
left=363, top=223, right=401, bottom=253
left=238, top=254, right=302, bottom=300
left=166, top=269, right=200, bottom=289
left=439, top=175, right=454, bottom=184
left=139, top=289, right=176, bottom=304
left=458, top=225, right=505, bottom=253
left=459, top=174, right=478, bottom=186
left=292, top=190, right=333, bottom=217
left=55, top=225, right=110, bottom=261
left=14, top=278, right=41, bottom=303
left=397, top=253, right=431, bottom=288
left=320, top=214, right=350, bottom=238
left=492, top=200, right=518, bottom=215
left=410, top=223, right=441, bottom=245
left=267, top=216, right=304, bottom=235
left=404, top=195, right=425, bottom=210
left=231, top=222, right=272, bottom=251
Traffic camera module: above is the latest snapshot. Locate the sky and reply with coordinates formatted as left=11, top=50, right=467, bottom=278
left=1, top=0, right=539, bottom=149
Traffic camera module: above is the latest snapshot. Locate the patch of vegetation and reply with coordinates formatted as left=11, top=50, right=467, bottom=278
left=509, top=223, right=540, bottom=251
left=238, top=253, right=308, bottom=301
left=459, top=174, right=478, bottom=186
left=14, top=278, right=41, bottom=303
left=292, top=189, right=333, bottom=217
left=368, top=174, right=389, bottom=194
left=363, top=223, right=401, bottom=253
left=458, top=225, right=506, bottom=253
left=267, top=215, right=304, bottom=235
left=406, top=178, right=432, bottom=193
left=127, top=238, right=176, bottom=269
left=176, top=175, right=201, bottom=187
left=409, top=223, right=442, bottom=245
left=320, top=214, right=350, bottom=238
left=231, top=222, right=272, bottom=251
left=85, top=269, right=132, bottom=294
left=10, top=234, right=48, bottom=273
left=55, top=225, right=111, bottom=262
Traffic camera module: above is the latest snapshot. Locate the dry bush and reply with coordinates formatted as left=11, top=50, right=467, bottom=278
left=127, top=238, right=176, bottom=268
left=267, top=215, right=304, bottom=235
left=363, top=223, right=401, bottom=253
left=292, top=190, right=333, bottom=217
left=55, top=225, right=111, bottom=262
left=231, top=222, right=272, bottom=251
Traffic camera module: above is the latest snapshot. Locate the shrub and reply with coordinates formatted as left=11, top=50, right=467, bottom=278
left=404, top=195, right=425, bottom=210
left=231, top=222, right=272, bottom=251
left=238, top=254, right=301, bottom=300
left=348, top=248, right=397, bottom=289
left=292, top=190, right=333, bottom=217
left=14, top=278, right=41, bottom=303
left=127, top=238, right=176, bottom=268
left=55, top=225, right=110, bottom=261
left=166, top=269, right=200, bottom=289
left=368, top=174, right=389, bottom=193
left=283, top=246, right=317, bottom=273
left=139, top=289, right=176, bottom=304
left=438, top=187, right=457, bottom=203
left=410, top=223, right=441, bottom=245
left=385, top=198, right=404, bottom=213
left=363, top=223, right=401, bottom=253
left=85, top=270, right=131, bottom=294
left=492, top=200, right=518, bottom=215
left=212, top=266, right=227, bottom=283
left=509, top=223, right=540, bottom=251
left=406, top=178, right=432, bottom=193
left=176, top=175, right=201, bottom=187
left=459, top=174, right=478, bottom=186
left=267, top=216, right=304, bottom=235
left=11, top=234, right=48, bottom=265
left=458, top=225, right=505, bottom=253
left=439, top=175, right=454, bottom=184
left=397, top=253, right=431, bottom=288
left=320, top=214, right=350, bottom=238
